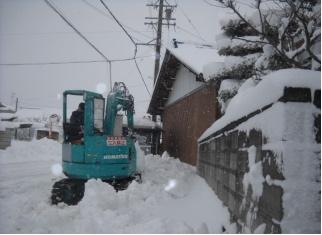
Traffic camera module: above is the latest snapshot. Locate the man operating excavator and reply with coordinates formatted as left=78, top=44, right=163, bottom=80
left=69, top=102, right=84, bottom=143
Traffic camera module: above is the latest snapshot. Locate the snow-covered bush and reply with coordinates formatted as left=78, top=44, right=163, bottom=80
left=215, top=0, right=321, bottom=71
left=207, top=0, right=321, bottom=116
left=218, top=43, right=263, bottom=56
left=221, top=18, right=258, bottom=37
left=212, top=61, right=256, bottom=81
left=217, top=79, right=244, bottom=114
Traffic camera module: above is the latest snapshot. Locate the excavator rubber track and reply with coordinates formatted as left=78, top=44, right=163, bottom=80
left=51, top=173, right=142, bottom=205
left=51, top=178, right=86, bottom=206
left=104, top=173, right=142, bottom=192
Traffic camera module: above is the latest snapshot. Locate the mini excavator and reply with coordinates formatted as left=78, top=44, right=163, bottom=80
left=51, top=82, right=141, bottom=205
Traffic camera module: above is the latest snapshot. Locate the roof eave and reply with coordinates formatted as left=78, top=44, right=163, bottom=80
left=147, top=49, right=202, bottom=115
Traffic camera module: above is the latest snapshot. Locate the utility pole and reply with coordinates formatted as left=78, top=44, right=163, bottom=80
left=144, top=0, right=176, bottom=154
left=154, top=0, right=164, bottom=83
left=144, top=1, right=176, bottom=82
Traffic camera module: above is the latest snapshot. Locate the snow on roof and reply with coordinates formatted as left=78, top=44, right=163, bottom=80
left=199, top=69, right=321, bottom=141
left=0, top=113, right=17, bottom=120
left=0, top=121, right=20, bottom=130
left=167, top=43, right=225, bottom=76
left=0, top=102, right=15, bottom=112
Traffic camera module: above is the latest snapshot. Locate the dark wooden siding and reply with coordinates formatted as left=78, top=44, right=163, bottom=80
left=162, top=81, right=219, bottom=165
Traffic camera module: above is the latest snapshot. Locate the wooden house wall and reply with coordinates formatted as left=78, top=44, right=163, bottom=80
left=162, top=81, right=220, bottom=165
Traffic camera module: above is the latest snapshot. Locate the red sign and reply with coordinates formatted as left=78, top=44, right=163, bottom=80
left=106, top=136, right=127, bottom=146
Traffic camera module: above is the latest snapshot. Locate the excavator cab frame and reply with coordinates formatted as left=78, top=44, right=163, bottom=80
left=51, top=84, right=139, bottom=205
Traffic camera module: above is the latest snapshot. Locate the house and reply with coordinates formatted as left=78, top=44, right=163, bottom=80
left=0, top=102, right=17, bottom=149
left=148, top=43, right=224, bottom=165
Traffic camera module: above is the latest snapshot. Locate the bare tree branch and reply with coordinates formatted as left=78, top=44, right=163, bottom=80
left=233, top=36, right=268, bottom=45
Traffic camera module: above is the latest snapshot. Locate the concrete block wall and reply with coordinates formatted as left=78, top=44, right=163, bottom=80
left=199, top=129, right=283, bottom=233
left=198, top=87, right=321, bottom=233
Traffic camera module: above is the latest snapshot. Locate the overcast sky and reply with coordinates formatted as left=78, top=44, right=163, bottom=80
left=0, top=0, right=229, bottom=115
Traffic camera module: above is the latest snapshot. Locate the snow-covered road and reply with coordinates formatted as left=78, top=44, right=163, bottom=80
left=0, top=139, right=230, bottom=233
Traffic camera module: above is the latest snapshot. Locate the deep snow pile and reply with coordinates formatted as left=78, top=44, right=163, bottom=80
left=200, top=69, right=321, bottom=141
left=0, top=139, right=229, bottom=233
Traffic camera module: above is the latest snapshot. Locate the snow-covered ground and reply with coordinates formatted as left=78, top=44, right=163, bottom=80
left=0, top=139, right=230, bottom=233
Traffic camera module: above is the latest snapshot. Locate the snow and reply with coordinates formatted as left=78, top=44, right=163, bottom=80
left=14, top=107, right=61, bottom=123
left=123, top=115, right=161, bottom=129
left=237, top=76, right=259, bottom=93
left=199, top=69, right=321, bottom=141
left=260, top=102, right=320, bottom=233
left=255, top=44, right=275, bottom=69
left=270, top=103, right=320, bottom=233
left=243, top=146, right=264, bottom=200
left=135, top=141, right=145, bottom=172
left=219, top=79, right=243, bottom=92
left=197, top=67, right=320, bottom=233
left=0, top=102, right=15, bottom=112
left=95, top=82, right=107, bottom=94
left=254, top=223, right=266, bottom=233
left=211, top=101, right=320, bottom=233
left=203, top=62, right=226, bottom=80
left=203, top=53, right=259, bottom=80
left=0, top=139, right=230, bottom=233
left=217, top=36, right=263, bottom=50
left=167, top=43, right=225, bottom=75
left=51, top=163, right=63, bottom=176
left=218, top=79, right=244, bottom=113
left=0, top=120, right=20, bottom=130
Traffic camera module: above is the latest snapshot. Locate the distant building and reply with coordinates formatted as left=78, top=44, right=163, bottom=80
left=148, top=44, right=224, bottom=165
left=123, top=115, right=162, bottom=155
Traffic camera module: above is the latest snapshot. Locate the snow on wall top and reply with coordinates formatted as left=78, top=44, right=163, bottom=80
left=167, top=43, right=224, bottom=76
left=199, top=69, right=321, bottom=141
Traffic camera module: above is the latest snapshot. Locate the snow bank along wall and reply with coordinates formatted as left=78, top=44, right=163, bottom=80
left=198, top=86, right=320, bottom=233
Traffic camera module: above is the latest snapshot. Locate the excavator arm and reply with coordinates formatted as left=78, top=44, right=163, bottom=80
left=105, top=82, right=135, bottom=136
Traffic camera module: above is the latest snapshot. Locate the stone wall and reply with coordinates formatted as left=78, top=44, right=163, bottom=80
left=198, top=87, right=320, bottom=233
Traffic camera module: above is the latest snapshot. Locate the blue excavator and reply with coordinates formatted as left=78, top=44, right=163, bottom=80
left=51, top=82, right=141, bottom=205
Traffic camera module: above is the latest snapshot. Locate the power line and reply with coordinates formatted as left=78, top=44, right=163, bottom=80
left=202, top=0, right=221, bottom=7
left=82, top=0, right=153, bottom=42
left=0, top=54, right=153, bottom=66
left=175, top=0, right=207, bottom=42
left=0, top=30, right=154, bottom=37
left=99, top=0, right=152, bottom=97
left=176, top=25, right=207, bottom=42
left=99, top=0, right=137, bottom=57
left=44, top=0, right=110, bottom=63
left=134, top=59, right=151, bottom=96
left=0, top=60, right=105, bottom=66
left=5, top=0, right=152, bottom=96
